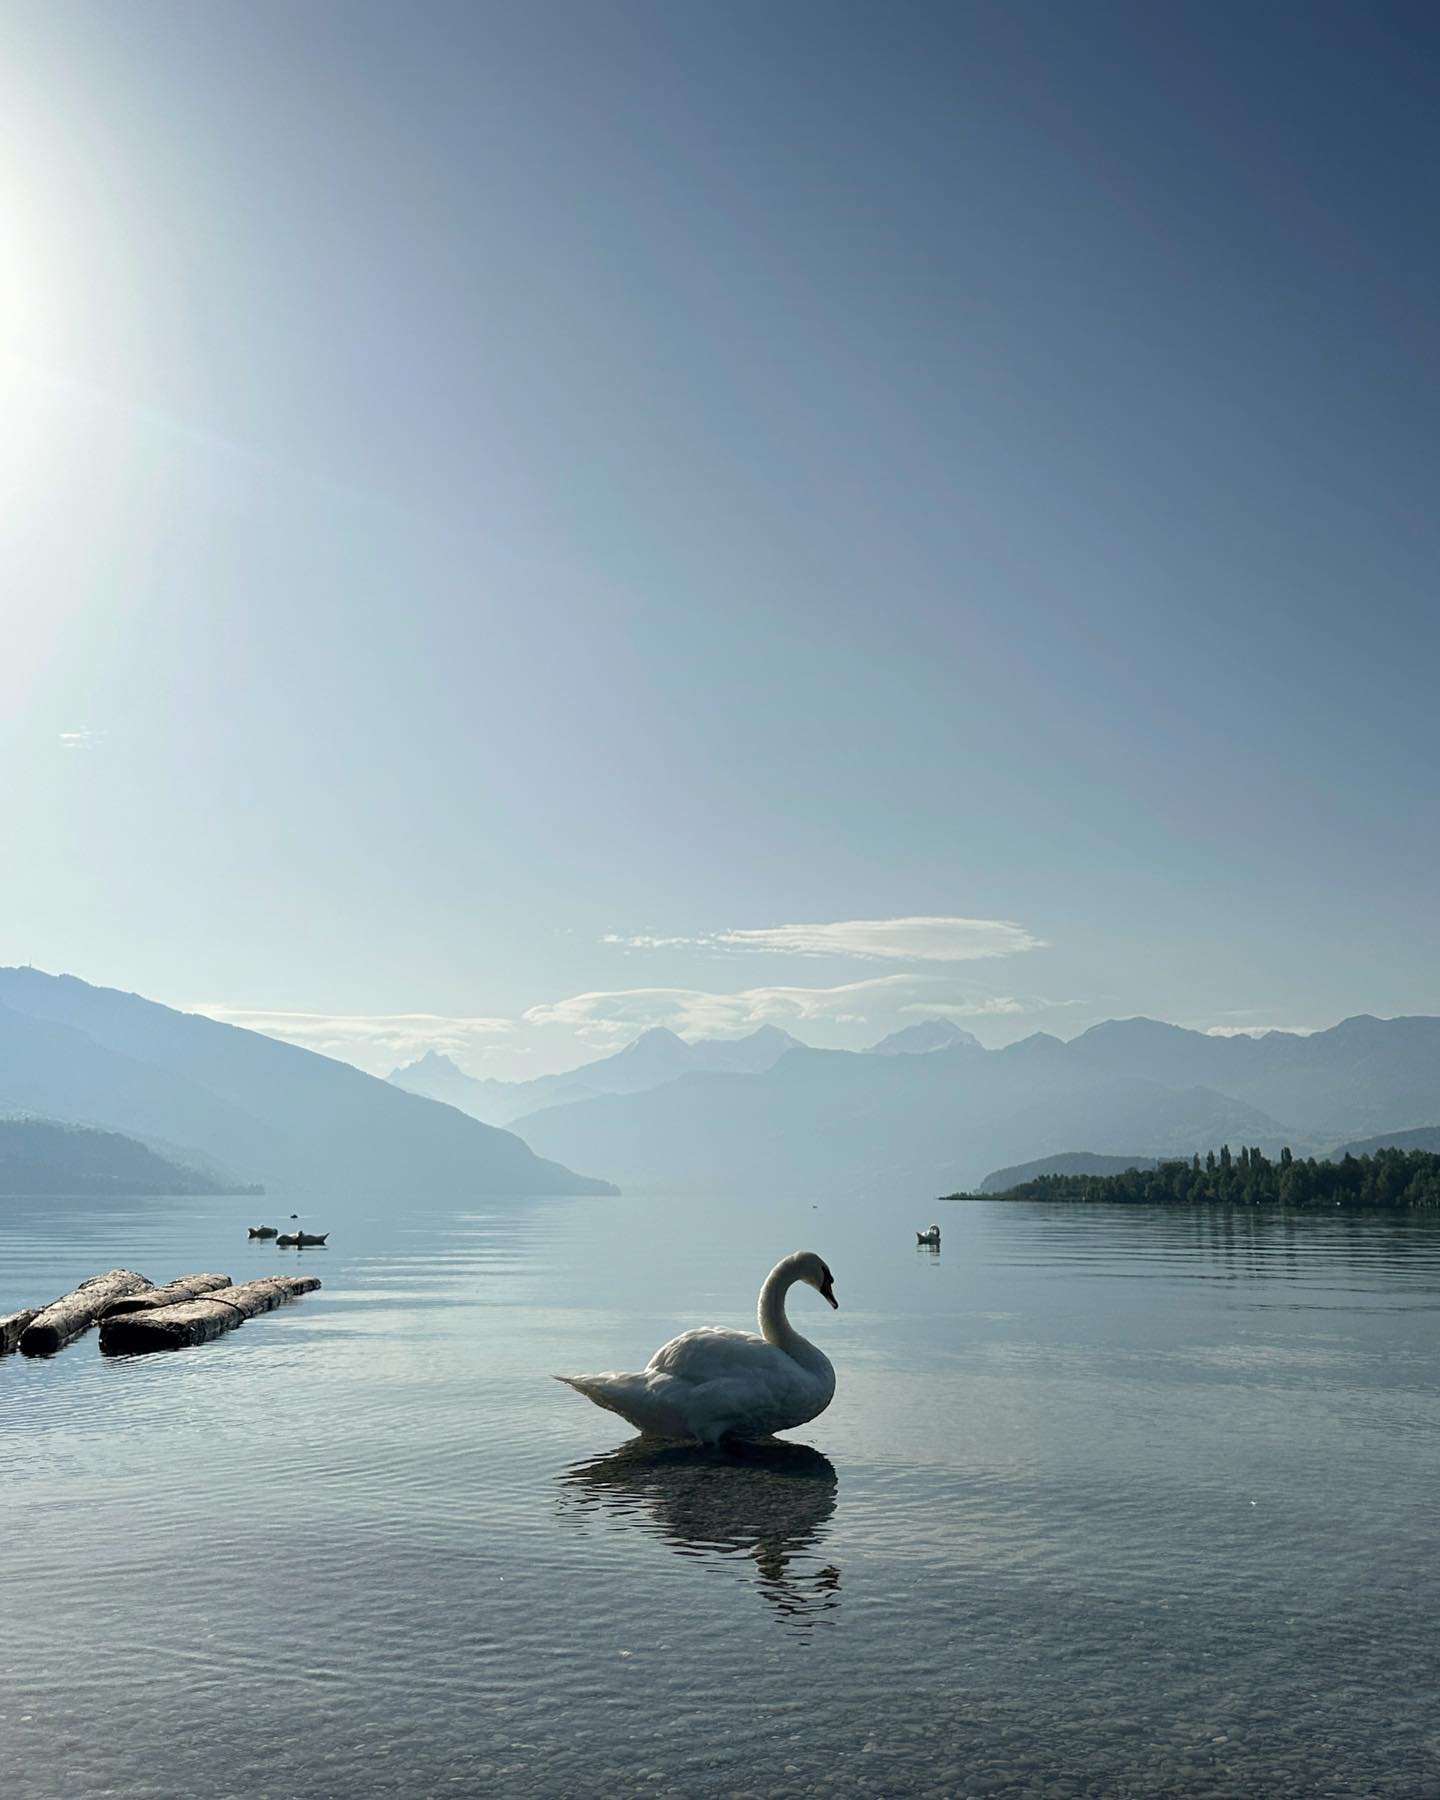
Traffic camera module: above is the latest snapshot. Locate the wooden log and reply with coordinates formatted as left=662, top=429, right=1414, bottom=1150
left=202, top=1273, right=319, bottom=1316
left=274, top=1274, right=321, bottom=1299
left=101, top=1296, right=237, bottom=1351
left=97, top=1274, right=233, bottom=1318
left=99, top=1274, right=321, bottom=1354
left=202, top=1276, right=288, bottom=1318
left=1, top=1310, right=39, bottom=1356
left=269, top=1274, right=321, bottom=1299
left=20, top=1270, right=153, bottom=1355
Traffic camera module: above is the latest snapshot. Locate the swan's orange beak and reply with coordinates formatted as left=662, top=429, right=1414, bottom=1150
left=820, top=1274, right=838, bottom=1309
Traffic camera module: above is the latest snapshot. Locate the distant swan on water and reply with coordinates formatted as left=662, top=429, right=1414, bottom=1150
left=557, top=1251, right=838, bottom=1445
left=916, top=1224, right=941, bottom=1245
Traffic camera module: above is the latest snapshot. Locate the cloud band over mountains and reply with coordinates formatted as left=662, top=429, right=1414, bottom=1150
left=524, top=977, right=1077, bottom=1043
left=196, top=1007, right=515, bottom=1068
left=197, top=983, right=1073, bottom=1070
left=196, top=914, right=1057, bottom=1072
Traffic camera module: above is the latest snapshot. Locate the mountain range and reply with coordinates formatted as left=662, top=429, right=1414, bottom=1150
left=0, top=968, right=614, bottom=1199
left=504, top=1014, right=1440, bottom=1198
left=8, top=967, right=1438, bottom=1207
left=389, top=1024, right=803, bottom=1126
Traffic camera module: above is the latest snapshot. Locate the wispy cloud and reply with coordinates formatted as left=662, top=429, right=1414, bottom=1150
left=604, top=915, right=1045, bottom=962
left=58, top=728, right=105, bottom=750
left=192, top=1006, right=513, bottom=1073
left=600, top=933, right=695, bottom=951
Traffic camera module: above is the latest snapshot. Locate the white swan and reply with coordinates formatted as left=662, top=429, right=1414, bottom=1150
left=557, top=1251, right=838, bottom=1445
left=916, top=1223, right=941, bottom=1245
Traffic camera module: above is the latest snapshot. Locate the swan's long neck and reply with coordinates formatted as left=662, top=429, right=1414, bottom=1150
left=757, top=1256, right=826, bottom=1371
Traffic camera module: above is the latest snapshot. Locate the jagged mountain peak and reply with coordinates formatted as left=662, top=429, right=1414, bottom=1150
left=392, top=1048, right=467, bottom=1077
left=867, top=1018, right=983, bottom=1056
left=1077, top=1016, right=1200, bottom=1042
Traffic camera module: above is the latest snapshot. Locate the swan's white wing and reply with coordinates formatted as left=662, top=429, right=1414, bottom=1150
left=646, top=1327, right=787, bottom=1385
left=646, top=1328, right=829, bottom=1439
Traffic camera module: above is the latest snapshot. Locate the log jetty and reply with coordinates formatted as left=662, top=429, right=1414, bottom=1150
left=98, top=1275, right=321, bottom=1355
left=20, top=1269, right=153, bottom=1355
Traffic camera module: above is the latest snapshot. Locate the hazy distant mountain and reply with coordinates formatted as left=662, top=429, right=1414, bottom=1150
left=866, top=1019, right=982, bottom=1055
left=0, top=969, right=614, bottom=1199
left=0, top=1118, right=257, bottom=1197
left=1069, top=1015, right=1440, bottom=1141
left=516, top=1040, right=1291, bottom=1198
left=513, top=1013, right=1440, bottom=1198
left=693, top=1025, right=808, bottom=1075
left=387, top=1049, right=512, bottom=1113
left=1327, top=1125, right=1440, bottom=1160
left=576, top=1024, right=805, bottom=1086
left=390, top=1024, right=803, bottom=1126
left=978, top=1152, right=1159, bottom=1193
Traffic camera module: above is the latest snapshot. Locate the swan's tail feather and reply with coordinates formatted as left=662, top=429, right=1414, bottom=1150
left=555, top=1374, right=627, bottom=1417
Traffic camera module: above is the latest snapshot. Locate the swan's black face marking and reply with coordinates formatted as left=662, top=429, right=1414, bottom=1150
left=818, top=1262, right=838, bottom=1309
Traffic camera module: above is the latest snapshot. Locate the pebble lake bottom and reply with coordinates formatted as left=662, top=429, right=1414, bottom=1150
left=2, top=1189, right=1437, bottom=1799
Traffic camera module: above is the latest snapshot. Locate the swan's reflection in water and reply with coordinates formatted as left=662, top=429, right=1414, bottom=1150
left=561, top=1438, right=841, bottom=1627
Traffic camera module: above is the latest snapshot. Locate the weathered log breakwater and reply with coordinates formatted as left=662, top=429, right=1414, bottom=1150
left=0, top=1270, right=321, bottom=1357
left=99, top=1276, right=320, bottom=1354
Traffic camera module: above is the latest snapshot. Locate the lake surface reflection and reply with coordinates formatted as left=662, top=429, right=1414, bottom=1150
left=2, top=1189, right=1438, bottom=1797
left=562, top=1438, right=842, bottom=1627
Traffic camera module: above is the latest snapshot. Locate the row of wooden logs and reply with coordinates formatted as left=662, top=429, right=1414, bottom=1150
left=0, top=1268, right=321, bottom=1357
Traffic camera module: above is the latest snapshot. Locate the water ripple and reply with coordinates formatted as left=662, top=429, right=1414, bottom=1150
left=3, top=1194, right=1439, bottom=1797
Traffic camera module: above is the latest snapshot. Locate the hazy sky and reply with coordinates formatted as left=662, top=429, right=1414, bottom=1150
left=3, top=0, right=1437, bottom=1078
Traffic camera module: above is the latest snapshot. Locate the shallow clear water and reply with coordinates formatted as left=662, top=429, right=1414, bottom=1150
left=2, top=1191, right=1438, bottom=1799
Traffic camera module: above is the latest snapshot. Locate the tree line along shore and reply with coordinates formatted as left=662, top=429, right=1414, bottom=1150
left=949, top=1145, right=1440, bottom=1209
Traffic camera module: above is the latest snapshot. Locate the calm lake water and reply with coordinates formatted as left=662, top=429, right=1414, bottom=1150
left=2, top=1190, right=1438, bottom=1799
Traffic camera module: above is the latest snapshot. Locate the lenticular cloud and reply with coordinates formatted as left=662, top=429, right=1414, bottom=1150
left=712, top=916, right=1043, bottom=962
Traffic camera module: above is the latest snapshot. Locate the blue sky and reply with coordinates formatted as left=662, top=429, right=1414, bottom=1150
left=3, top=0, right=1437, bottom=1076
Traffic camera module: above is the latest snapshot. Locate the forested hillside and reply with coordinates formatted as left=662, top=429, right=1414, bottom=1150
left=967, top=1145, right=1440, bottom=1209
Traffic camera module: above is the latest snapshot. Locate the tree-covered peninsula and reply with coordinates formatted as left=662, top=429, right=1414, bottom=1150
left=952, top=1144, right=1440, bottom=1210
